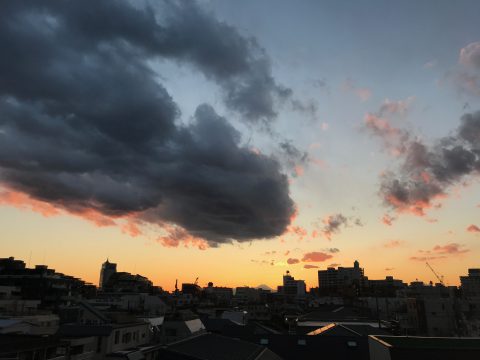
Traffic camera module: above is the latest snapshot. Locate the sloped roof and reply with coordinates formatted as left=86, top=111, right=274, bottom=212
left=308, top=323, right=391, bottom=336
left=165, top=333, right=282, bottom=360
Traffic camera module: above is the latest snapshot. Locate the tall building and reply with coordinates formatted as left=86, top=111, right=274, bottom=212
left=278, top=271, right=306, bottom=299
left=99, top=259, right=117, bottom=290
left=461, top=269, right=480, bottom=298
left=318, top=260, right=366, bottom=293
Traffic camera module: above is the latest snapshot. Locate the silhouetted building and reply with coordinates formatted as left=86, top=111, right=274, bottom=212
left=278, top=271, right=306, bottom=301
left=318, top=260, right=366, bottom=296
left=461, top=269, right=480, bottom=298
left=181, top=283, right=202, bottom=297
left=0, top=257, right=93, bottom=309
left=99, top=259, right=117, bottom=290
left=104, top=272, right=153, bottom=293
left=369, top=335, right=480, bottom=360
left=367, top=276, right=406, bottom=297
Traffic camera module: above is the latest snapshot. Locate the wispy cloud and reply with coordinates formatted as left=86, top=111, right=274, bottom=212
left=315, top=213, right=362, bottom=240
left=383, top=240, right=406, bottom=249
left=410, top=243, right=469, bottom=261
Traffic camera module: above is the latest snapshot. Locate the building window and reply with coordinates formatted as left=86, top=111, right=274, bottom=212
left=122, top=332, right=132, bottom=343
left=114, top=331, right=119, bottom=344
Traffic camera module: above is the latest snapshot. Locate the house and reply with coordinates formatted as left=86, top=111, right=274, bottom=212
left=159, top=333, right=282, bottom=360
left=369, top=335, right=480, bottom=360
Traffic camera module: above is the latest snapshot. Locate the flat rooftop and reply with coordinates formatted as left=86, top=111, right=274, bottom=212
left=373, top=336, right=480, bottom=350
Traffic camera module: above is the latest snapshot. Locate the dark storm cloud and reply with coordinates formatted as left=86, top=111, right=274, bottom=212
left=153, top=0, right=293, bottom=124
left=0, top=0, right=295, bottom=244
left=378, top=112, right=480, bottom=216
left=0, top=0, right=290, bottom=126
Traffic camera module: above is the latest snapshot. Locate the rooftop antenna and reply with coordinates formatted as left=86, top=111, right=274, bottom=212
left=194, top=277, right=199, bottom=286
left=426, top=262, right=445, bottom=286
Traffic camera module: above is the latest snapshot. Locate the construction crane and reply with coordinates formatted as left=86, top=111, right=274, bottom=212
left=194, top=277, right=199, bottom=286
left=426, top=262, right=445, bottom=286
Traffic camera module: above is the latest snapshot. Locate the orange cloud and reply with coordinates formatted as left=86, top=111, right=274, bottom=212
left=304, top=264, right=319, bottom=269
left=385, top=192, right=447, bottom=217
left=302, top=252, right=333, bottom=262
left=0, top=187, right=117, bottom=227
left=287, top=222, right=308, bottom=241
left=0, top=189, right=60, bottom=217
left=287, top=258, right=300, bottom=265
left=156, top=224, right=209, bottom=250
left=72, top=208, right=116, bottom=227
left=410, top=243, right=469, bottom=261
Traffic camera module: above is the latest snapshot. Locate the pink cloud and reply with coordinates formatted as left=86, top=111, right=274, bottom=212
left=304, top=264, right=319, bottom=269
left=467, top=224, right=480, bottom=233
left=410, top=243, right=469, bottom=261
left=433, top=243, right=469, bottom=255
left=287, top=258, right=300, bottom=265
left=294, top=165, right=304, bottom=177
left=382, top=214, right=395, bottom=226
left=121, top=220, right=143, bottom=237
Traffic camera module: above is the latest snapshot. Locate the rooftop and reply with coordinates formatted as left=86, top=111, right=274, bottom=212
left=372, top=335, right=480, bottom=349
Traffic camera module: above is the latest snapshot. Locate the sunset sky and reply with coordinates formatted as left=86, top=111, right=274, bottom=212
left=2, top=0, right=480, bottom=290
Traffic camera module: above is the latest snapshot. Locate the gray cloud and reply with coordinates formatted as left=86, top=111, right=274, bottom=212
left=316, top=213, right=362, bottom=240
left=278, top=140, right=309, bottom=171
left=0, top=0, right=295, bottom=245
left=378, top=112, right=480, bottom=216
left=153, top=0, right=293, bottom=125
